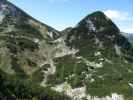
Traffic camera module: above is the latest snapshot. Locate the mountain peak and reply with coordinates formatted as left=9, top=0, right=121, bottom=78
left=89, top=11, right=105, bottom=16
left=86, top=11, right=106, bottom=18
left=76, top=10, right=119, bottom=36
left=1, top=1, right=133, bottom=100
left=78, top=11, right=107, bottom=23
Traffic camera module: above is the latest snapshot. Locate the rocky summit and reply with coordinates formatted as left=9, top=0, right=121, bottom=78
left=0, top=0, right=133, bottom=100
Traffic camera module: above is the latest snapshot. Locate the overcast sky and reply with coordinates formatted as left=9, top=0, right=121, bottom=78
left=9, top=0, right=133, bottom=33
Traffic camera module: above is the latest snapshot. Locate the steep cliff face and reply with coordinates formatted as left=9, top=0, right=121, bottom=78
left=1, top=0, right=133, bottom=100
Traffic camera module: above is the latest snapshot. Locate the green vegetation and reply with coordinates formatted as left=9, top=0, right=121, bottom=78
left=0, top=69, right=70, bottom=100
left=1, top=1, right=133, bottom=99
left=46, top=11, right=133, bottom=99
